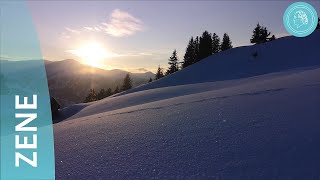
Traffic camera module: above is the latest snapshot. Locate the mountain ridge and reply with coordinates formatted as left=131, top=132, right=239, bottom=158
left=0, top=59, right=154, bottom=107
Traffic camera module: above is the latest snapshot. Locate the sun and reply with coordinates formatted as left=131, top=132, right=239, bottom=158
left=68, top=42, right=115, bottom=68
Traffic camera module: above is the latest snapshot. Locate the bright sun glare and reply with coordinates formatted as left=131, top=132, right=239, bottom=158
left=68, top=42, right=115, bottom=68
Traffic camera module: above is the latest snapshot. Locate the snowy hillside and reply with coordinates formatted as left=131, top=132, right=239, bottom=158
left=61, top=31, right=320, bottom=120
left=54, top=32, right=320, bottom=179
left=120, top=31, right=320, bottom=95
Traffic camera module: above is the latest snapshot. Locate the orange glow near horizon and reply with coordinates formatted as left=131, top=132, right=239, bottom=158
left=67, top=42, right=117, bottom=68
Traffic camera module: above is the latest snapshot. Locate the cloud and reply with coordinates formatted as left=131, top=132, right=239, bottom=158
left=138, top=52, right=152, bottom=56
left=60, top=32, right=71, bottom=39
left=136, top=68, right=149, bottom=72
left=83, top=27, right=94, bottom=31
left=62, top=9, right=144, bottom=38
left=113, top=51, right=152, bottom=57
left=102, top=9, right=144, bottom=37
left=65, top=27, right=81, bottom=34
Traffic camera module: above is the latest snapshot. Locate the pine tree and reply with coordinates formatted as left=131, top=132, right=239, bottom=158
left=155, top=66, right=165, bottom=80
left=106, top=88, right=112, bottom=97
left=113, top=86, right=120, bottom=94
left=220, top=33, right=233, bottom=51
left=182, top=37, right=197, bottom=68
left=269, top=35, right=276, bottom=41
left=97, top=88, right=106, bottom=100
left=212, top=33, right=220, bottom=54
left=261, top=27, right=271, bottom=42
left=121, top=73, right=133, bottom=91
left=84, top=88, right=97, bottom=102
left=198, top=31, right=213, bottom=61
left=166, top=49, right=179, bottom=75
left=250, top=23, right=274, bottom=44
left=148, top=78, right=153, bottom=83
left=194, top=36, right=200, bottom=62
left=250, top=23, right=262, bottom=44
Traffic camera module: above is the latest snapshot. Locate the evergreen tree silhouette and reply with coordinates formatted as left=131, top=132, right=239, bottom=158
left=182, top=37, right=197, bottom=68
left=212, top=33, right=221, bottom=54
left=261, top=27, right=271, bottom=42
left=250, top=23, right=274, bottom=44
left=166, top=49, right=179, bottom=75
left=121, top=73, right=133, bottom=91
left=220, top=33, right=233, bottom=51
left=97, top=88, right=106, bottom=100
left=148, top=78, right=153, bottom=83
left=113, top=86, right=120, bottom=94
left=198, top=31, right=213, bottom=61
left=84, top=88, right=97, bottom=102
left=250, top=23, right=262, bottom=44
left=194, top=36, right=200, bottom=62
left=106, top=88, right=112, bottom=97
left=269, top=35, right=276, bottom=41
left=155, top=66, right=165, bottom=80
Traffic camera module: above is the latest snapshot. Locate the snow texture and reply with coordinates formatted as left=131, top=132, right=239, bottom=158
left=54, top=31, right=320, bottom=179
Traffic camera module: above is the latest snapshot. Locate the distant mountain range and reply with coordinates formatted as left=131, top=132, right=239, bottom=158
left=46, top=59, right=154, bottom=107
left=0, top=59, right=154, bottom=107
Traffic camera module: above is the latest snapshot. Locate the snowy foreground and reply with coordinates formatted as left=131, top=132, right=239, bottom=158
left=54, top=32, right=320, bottom=179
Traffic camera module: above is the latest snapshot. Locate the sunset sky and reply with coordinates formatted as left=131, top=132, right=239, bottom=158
left=3, top=1, right=320, bottom=73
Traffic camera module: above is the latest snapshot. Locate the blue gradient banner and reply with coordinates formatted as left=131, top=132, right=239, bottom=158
left=0, top=1, right=55, bottom=180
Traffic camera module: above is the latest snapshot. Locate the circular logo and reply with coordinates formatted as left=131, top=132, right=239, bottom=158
left=283, top=2, right=318, bottom=37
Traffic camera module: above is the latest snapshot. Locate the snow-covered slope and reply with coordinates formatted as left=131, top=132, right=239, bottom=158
left=61, top=31, right=320, bottom=120
left=54, top=32, right=320, bottom=179
left=120, top=31, right=320, bottom=95
left=63, top=67, right=313, bottom=120
left=55, top=67, right=320, bottom=179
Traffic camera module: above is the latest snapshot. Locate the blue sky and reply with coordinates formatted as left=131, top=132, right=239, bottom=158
left=3, top=1, right=320, bottom=72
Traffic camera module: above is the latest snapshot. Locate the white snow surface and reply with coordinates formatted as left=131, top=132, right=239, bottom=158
left=54, top=32, right=320, bottom=179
